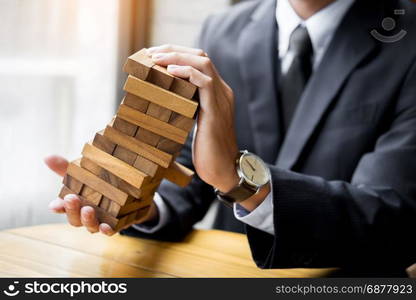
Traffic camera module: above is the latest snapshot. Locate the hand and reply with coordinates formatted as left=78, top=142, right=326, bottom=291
left=147, top=45, right=240, bottom=192
left=44, top=155, right=158, bottom=235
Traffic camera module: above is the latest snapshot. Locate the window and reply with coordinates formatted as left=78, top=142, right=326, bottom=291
left=0, top=0, right=230, bottom=230
left=0, top=0, right=120, bottom=229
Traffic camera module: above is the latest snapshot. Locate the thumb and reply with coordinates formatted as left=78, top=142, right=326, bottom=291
left=44, top=155, right=69, bottom=177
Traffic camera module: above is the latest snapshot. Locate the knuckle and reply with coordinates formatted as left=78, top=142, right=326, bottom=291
left=171, top=52, right=180, bottom=59
left=205, top=77, right=214, bottom=87
left=195, top=48, right=205, bottom=56
left=201, top=57, right=211, bottom=67
left=226, top=86, right=234, bottom=99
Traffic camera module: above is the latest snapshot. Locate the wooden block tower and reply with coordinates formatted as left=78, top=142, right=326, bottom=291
left=59, top=49, right=198, bottom=231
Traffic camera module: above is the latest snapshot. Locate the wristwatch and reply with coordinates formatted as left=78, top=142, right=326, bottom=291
left=215, top=150, right=271, bottom=207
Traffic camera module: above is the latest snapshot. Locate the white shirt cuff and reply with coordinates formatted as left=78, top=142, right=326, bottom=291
left=233, top=184, right=275, bottom=235
left=132, top=192, right=170, bottom=234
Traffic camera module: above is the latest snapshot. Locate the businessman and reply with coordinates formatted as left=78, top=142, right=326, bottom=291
left=46, top=0, right=416, bottom=276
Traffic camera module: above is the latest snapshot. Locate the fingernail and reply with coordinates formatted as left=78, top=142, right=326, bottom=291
left=146, top=47, right=157, bottom=55
left=82, top=206, right=94, bottom=218
left=48, top=201, right=59, bottom=210
left=64, top=199, right=74, bottom=209
left=101, top=224, right=112, bottom=236
left=167, top=65, right=180, bottom=71
left=48, top=200, right=56, bottom=208
left=152, top=53, right=166, bottom=60
left=63, top=194, right=77, bottom=208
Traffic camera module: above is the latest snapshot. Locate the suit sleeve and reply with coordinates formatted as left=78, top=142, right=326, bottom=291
left=121, top=18, right=216, bottom=242
left=246, top=59, right=416, bottom=271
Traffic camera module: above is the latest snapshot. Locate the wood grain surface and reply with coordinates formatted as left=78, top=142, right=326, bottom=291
left=0, top=224, right=335, bottom=278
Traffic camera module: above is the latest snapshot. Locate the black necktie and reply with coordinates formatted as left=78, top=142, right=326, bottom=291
left=279, top=26, right=313, bottom=132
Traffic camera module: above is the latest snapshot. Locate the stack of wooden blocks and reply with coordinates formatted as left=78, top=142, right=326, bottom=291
left=59, top=49, right=198, bottom=231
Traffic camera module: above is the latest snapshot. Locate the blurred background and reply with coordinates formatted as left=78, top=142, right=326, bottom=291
left=0, top=0, right=238, bottom=230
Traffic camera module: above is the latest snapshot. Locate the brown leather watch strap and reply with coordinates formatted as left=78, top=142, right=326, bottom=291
left=216, top=182, right=257, bottom=206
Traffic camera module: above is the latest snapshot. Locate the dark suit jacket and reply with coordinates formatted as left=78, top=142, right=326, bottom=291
left=123, top=0, right=416, bottom=276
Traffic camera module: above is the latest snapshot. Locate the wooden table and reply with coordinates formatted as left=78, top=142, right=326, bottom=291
left=0, top=224, right=334, bottom=278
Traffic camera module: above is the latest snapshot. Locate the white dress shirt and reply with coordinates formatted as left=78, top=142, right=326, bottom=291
left=134, top=0, right=355, bottom=236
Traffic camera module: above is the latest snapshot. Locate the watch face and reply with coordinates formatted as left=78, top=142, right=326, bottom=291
left=239, top=153, right=270, bottom=187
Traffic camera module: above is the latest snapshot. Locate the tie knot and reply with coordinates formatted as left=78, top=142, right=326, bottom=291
left=289, top=26, right=313, bottom=56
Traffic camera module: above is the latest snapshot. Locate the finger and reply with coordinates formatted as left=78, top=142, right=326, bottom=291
left=167, top=65, right=213, bottom=88
left=99, top=223, right=115, bottom=236
left=147, top=44, right=206, bottom=57
left=63, top=194, right=82, bottom=227
left=44, top=155, right=68, bottom=177
left=80, top=206, right=99, bottom=233
left=48, top=198, right=66, bottom=214
left=167, top=65, right=216, bottom=116
left=152, top=52, right=215, bottom=76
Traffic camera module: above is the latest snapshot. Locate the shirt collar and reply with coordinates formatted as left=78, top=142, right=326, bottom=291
left=276, top=0, right=355, bottom=58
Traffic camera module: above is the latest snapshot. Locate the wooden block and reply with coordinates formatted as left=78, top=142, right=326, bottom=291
left=168, top=112, right=195, bottom=131
left=103, top=125, right=172, bottom=168
left=67, top=158, right=133, bottom=206
left=134, top=102, right=172, bottom=146
left=80, top=157, right=101, bottom=176
left=62, top=175, right=83, bottom=194
left=59, top=185, right=80, bottom=200
left=123, top=49, right=154, bottom=80
left=82, top=162, right=134, bottom=205
left=124, top=75, right=198, bottom=118
left=100, top=171, right=142, bottom=200
left=108, top=201, right=122, bottom=218
left=99, top=197, right=111, bottom=211
left=128, top=208, right=145, bottom=224
left=146, top=103, right=172, bottom=122
left=164, top=162, right=194, bottom=187
left=109, top=116, right=115, bottom=127
left=133, top=155, right=160, bottom=177
left=141, top=178, right=163, bottom=198
left=113, top=117, right=138, bottom=136
left=134, top=188, right=156, bottom=202
left=117, top=104, right=188, bottom=144
left=113, top=214, right=128, bottom=231
left=117, top=211, right=135, bottom=230
left=119, top=199, right=152, bottom=217
left=123, top=49, right=196, bottom=101
left=111, top=211, right=136, bottom=231
left=124, top=98, right=167, bottom=148
left=140, top=194, right=154, bottom=206
left=134, top=206, right=152, bottom=223
left=80, top=186, right=102, bottom=206
left=123, top=93, right=149, bottom=113
left=81, top=157, right=143, bottom=199
left=108, top=197, right=151, bottom=218
left=170, top=77, right=197, bottom=99
left=82, top=143, right=149, bottom=189
left=157, top=138, right=183, bottom=155
left=60, top=186, right=121, bottom=230
left=113, top=145, right=138, bottom=165
left=147, top=64, right=174, bottom=89
left=93, top=131, right=116, bottom=154
left=135, top=128, right=161, bottom=147
left=151, top=171, right=165, bottom=183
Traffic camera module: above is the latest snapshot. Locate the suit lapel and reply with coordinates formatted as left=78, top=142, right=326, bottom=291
left=277, top=0, right=383, bottom=169
left=237, top=0, right=282, bottom=164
